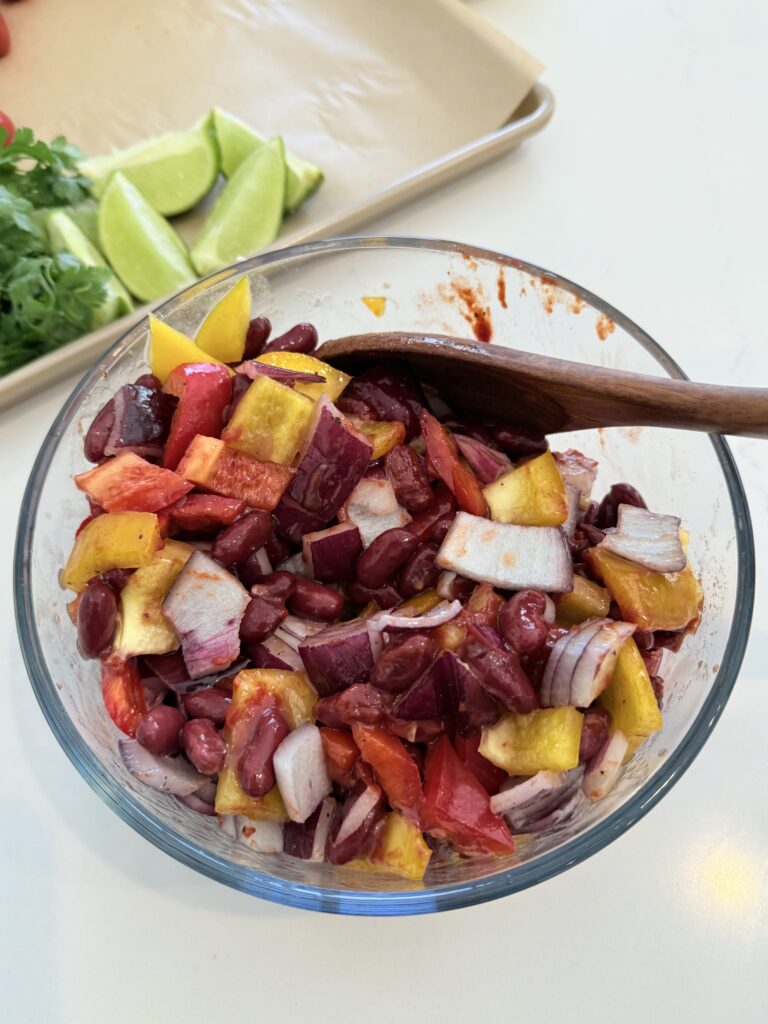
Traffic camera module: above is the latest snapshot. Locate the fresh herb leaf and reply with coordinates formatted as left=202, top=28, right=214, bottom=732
left=0, top=127, right=93, bottom=208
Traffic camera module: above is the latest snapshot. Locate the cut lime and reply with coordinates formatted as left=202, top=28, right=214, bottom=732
left=80, top=115, right=220, bottom=217
left=212, top=108, right=323, bottom=214
left=190, top=137, right=285, bottom=276
left=46, top=209, right=133, bottom=326
left=98, top=173, right=195, bottom=302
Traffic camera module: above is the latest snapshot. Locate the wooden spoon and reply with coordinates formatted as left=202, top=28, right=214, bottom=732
left=318, top=332, right=768, bottom=437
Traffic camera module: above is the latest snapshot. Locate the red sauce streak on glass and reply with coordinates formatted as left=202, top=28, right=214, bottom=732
left=452, top=282, right=492, bottom=342
left=497, top=270, right=507, bottom=309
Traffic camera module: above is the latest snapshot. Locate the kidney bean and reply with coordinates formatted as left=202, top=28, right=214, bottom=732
left=224, top=373, right=252, bottom=423
left=370, top=635, right=436, bottom=694
left=347, top=579, right=402, bottom=609
left=449, top=576, right=475, bottom=602
left=133, top=373, right=162, bottom=391
left=250, top=570, right=296, bottom=604
left=237, top=705, right=290, bottom=797
left=289, top=577, right=344, bottom=621
left=181, top=688, right=231, bottom=728
left=238, top=548, right=272, bottom=588
left=136, top=705, right=185, bottom=757
left=579, top=708, right=611, bottom=762
left=337, top=362, right=425, bottom=441
left=653, top=629, right=687, bottom=652
left=240, top=595, right=286, bottom=643
left=468, top=647, right=536, bottom=713
left=579, top=523, right=605, bottom=547
left=429, top=514, right=454, bottom=545
left=597, top=483, right=647, bottom=529
left=243, top=316, right=272, bottom=359
left=76, top=579, right=117, bottom=658
left=262, top=322, right=318, bottom=355
left=499, top=590, right=549, bottom=655
left=211, top=510, right=272, bottom=566
left=355, top=528, right=419, bottom=589
left=315, top=684, right=393, bottom=728
left=265, top=529, right=292, bottom=566
left=385, top=444, right=434, bottom=513
left=399, top=543, right=439, bottom=596
left=634, top=630, right=654, bottom=651
left=84, top=398, right=116, bottom=463
left=406, top=484, right=457, bottom=543
left=490, top=425, right=548, bottom=458
left=326, top=779, right=387, bottom=864
left=182, top=719, right=226, bottom=775
left=640, top=649, right=663, bottom=678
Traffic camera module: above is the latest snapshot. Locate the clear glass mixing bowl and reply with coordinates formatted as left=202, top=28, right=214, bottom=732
left=14, top=237, right=754, bottom=915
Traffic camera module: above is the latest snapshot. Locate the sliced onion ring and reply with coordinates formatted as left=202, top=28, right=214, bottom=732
left=369, top=599, right=462, bottom=632
left=597, top=504, right=686, bottom=573
left=118, top=739, right=207, bottom=796
left=540, top=617, right=636, bottom=708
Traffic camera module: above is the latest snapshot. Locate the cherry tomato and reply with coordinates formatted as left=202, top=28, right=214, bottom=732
left=0, top=16, right=10, bottom=60
left=0, top=111, right=13, bottom=145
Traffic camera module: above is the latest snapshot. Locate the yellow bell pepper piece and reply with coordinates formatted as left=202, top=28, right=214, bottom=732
left=598, top=638, right=663, bottom=758
left=354, top=420, right=406, bottom=460
left=372, top=812, right=432, bottom=881
left=256, top=351, right=351, bottom=402
left=233, top=669, right=317, bottom=730
left=555, top=575, right=611, bottom=626
left=482, top=450, right=568, bottom=526
left=585, top=547, right=700, bottom=631
left=113, top=540, right=194, bottom=657
left=221, top=374, right=313, bottom=464
left=480, top=707, right=584, bottom=775
left=61, top=512, right=162, bottom=592
left=396, top=590, right=443, bottom=617
left=149, top=315, right=229, bottom=384
left=195, top=277, right=251, bottom=363
left=214, top=774, right=288, bottom=821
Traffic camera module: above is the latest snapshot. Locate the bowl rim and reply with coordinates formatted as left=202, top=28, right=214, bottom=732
left=14, top=235, right=755, bottom=916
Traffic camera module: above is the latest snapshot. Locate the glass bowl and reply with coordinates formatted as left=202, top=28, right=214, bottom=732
left=14, top=237, right=754, bottom=916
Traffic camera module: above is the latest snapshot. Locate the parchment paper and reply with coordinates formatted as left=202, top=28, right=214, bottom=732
left=1, top=0, right=542, bottom=241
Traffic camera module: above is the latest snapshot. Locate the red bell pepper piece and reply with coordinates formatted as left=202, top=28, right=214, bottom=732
left=453, top=733, right=508, bottom=796
left=165, top=493, right=245, bottom=533
left=319, top=727, right=360, bottom=785
left=100, top=657, right=147, bottom=737
left=420, top=410, right=488, bottom=517
left=162, top=363, right=233, bottom=470
left=422, top=735, right=515, bottom=855
left=75, top=451, right=192, bottom=512
left=352, top=724, right=423, bottom=819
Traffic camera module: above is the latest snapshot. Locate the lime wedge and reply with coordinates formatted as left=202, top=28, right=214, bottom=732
left=212, top=108, right=323, bottom=214
left=190, top=137, right=285, bottom=276
left=98, top=173, right=196, bottom=302
left=46, top=209, right=134, bottom=326
left=80, top=116, right=220, bottom=217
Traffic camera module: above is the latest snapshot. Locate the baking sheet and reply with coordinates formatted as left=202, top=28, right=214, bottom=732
left=0, top=0, right=548, bottom=408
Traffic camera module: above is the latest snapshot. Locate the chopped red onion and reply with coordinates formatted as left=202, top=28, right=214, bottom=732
left=177, top=780, right=217, bottom=816
left=436, top=512, right=574, bottom=593
left=298, top=618, right=383, bottom=696
left=250, top=635, right=305, bottom=671
left=563, top=483, right=581, bottom=542
left=492, top=768, right=583, bottom=832
left=582, top=730, right=629, bottom=801
left=340, top=476, right=412, bottom=547
left=540, top=618, right=636, bottom=708
left=275, top=615, right=326, bottom=652
left=554, top=450, right=599, bottom=496
left=310, top=796, right=336, bottom=861
left=302, top=522, right=363, bottom=583
left=273, top=723, right=332, bottom=823
left=455, top=435, right=511, bottom=485
left=370, top=599, right=462, bottom=632
left=436, top=570, right=458, bottom=600
left=162, top=658, right=249, bottom=695
left=236, top=817, right=284, bottom=853
left=217, top=814, right=238, bottom=840
left=162, top=551, right=250, bottom=679
left=235, top=360, right=326, bottom=385
left=597, top=504, right=686, bottom=573
left=118, top=739, right=207, bottom=796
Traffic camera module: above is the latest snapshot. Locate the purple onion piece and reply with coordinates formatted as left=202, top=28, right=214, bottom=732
left=299, top=619, right=383, bottom=697
left=103, top=384, right=176, bottom=458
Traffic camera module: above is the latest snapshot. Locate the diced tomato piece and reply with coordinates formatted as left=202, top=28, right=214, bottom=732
left=422, top=736, right=515, bottom=855
left=75, top=452, right=192, bottom=513
left=100, top=657, right=147, bottom=737
left=176, top=435, right=292, bottom=511
left=162, top=363, right=233, bottom=470
left=454, top=733, right=508, bottom=796
left=165, top=493, right=245, bottom=533
left=420, top=410, right=488, bottom=517
left=406, top=483, right=457, bottom=543
left=320, top=727, right=360, bottom=784
left=352, top=724, right=423, bottom=819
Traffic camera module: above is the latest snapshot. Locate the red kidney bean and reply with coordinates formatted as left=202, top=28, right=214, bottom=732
left=133, top=373, right=162, bottom=391
left=653, top=629, right=687, bottom=652
left=262, top=322, right=318, bottom=355
left=347, top=579, right=402, bottom=609
left=288, top=577, right=344, bottom=621
left=181, top=688, right=231, bottom=727
left=521, top=625, right=569, bottom=688
left=237, top=706, right=290, bottom=797
left=578, top=707, right=611, bottom=762
left=597, top=483, right=647, bottom=529
left=406, top=484, right=457, bottom=543
left=100, top=568, right=134, bottom=591
left=355, top=528, right=419, bottom=589
left=182, top=719, right=226, bottom=775
left=315, top=684, right=393, bottom=728
left=499, top=590, right=549, bottom=655
left=326, top=779, right=387, bottom=864
left=250, top=570, right=296, bottom=604
left=467, top=647, right=537, bottom=713
left=490, top=425, right=548, bottom=458
left=211, top=510, right=273, bottom=566
left=136, top=705, right=185, bottom=757
left=399, top=543, right=439, bottom=597
left=581, top=500, right=599, bottom=527
left=76, top=579, right=117, bottom=658
left=634, top=630, right=654, bottom=651
left=370, top=635, right=436, bottom=694
left=446, top=575, right=475, bottom=602
left=225, top=373, right=252, bottom=423
left=337, top=362, right=425, bottom=441
left=243, top=316, right=272, bottom=359
left=84, top=398, right=116, bottom=463
left=429, top=514, right=454, bottom=545
left=385, top=444, right=434, bottom=513
left=265, top=529, right=292, bottom=566
left=579, top=523, right=605, bottom=547
left=240, top=595, right=286, bottom=643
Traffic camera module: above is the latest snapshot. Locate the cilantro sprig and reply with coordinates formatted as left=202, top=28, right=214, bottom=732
left=0, top=126, right=93, bottom=208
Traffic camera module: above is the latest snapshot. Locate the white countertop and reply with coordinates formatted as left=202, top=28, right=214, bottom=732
left=2, top=2, right=766, bottom=1021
